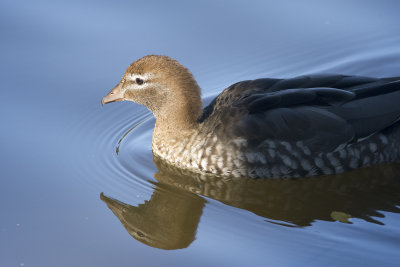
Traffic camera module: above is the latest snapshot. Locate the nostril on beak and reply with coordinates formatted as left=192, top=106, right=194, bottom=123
left=102, top=84, right=124, bottom=106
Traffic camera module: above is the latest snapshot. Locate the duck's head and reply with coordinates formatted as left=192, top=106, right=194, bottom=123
left=102, top=55, right=202, bottom=128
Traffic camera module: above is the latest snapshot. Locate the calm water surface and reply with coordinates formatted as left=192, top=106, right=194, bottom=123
left=2, top=0, right=400, bottom=266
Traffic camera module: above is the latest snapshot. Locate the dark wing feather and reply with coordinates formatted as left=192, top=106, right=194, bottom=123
left=232, top=106, right=354, bottom=152
left=241, top=87, right=355, bottom=114
left=328, top=89, right=400, bottom=139
left=200, top=74, right=400, bottom=152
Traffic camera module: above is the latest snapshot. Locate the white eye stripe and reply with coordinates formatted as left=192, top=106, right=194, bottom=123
left=125, top=73, right=155, bottom=82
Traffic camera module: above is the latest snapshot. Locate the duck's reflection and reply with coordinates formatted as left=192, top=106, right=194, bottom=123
left=100, top=182, right=204, bottom=250
left=101, top=157, right=400, bottom=249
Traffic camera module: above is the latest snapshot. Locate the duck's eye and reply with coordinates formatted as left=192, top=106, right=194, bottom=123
left=136, top=78, right=144, bottom=85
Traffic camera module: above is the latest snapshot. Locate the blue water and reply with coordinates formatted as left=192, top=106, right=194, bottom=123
left=1, top=0, right=400, bottom=266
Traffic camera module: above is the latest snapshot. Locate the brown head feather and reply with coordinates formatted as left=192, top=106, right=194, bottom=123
left=121, top=55, right=203, bottom=138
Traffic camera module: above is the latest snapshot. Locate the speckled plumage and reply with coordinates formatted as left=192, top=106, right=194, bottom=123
left=103, top=55, right=400, bottom=178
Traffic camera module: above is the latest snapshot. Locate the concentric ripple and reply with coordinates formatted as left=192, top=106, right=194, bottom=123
left=69, top=103, right=156, bottom=201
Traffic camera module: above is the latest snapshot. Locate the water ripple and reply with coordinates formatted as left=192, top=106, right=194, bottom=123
left=70, top=103, right=156, bottom=201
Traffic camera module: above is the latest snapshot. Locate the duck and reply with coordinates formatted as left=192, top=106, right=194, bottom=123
left=102, top=55, right=400, bottom=178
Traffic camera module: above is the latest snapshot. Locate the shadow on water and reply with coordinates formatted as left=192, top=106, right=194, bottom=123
left=101, top=156, right=400, bottom=250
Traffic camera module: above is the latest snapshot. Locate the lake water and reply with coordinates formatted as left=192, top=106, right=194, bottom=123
left=2, top=0, right=400, bottom=266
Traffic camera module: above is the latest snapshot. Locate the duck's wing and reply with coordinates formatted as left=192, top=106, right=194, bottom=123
left=200, top=74, right=400, bottom=152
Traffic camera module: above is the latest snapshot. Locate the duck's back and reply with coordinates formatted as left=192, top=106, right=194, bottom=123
left=198, top=74, right=400, bottom=178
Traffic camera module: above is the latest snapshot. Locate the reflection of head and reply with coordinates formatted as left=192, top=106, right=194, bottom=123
left=100, top=186, right=205, bottom=250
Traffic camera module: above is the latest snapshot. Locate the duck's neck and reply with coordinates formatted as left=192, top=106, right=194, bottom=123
left=152, top=84, right=203, bottom=141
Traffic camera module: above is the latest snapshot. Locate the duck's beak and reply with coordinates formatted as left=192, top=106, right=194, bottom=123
left=102, top=83, right=125, bottom=106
